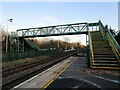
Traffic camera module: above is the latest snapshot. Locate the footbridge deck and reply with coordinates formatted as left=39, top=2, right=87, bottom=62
left=11, top=22, right=98, bottom=38
left=10, top=20, right=120, bottom=69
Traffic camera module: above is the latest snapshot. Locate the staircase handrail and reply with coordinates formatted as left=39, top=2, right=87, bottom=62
left=27, top=39, right=41, bottom=51
left=25, top=39, right=34, bottom=48
left=88, top=24, right=94, bottom=67
left=32, top=41, right=41, bottom=51
left=99, top=20, right=120, bottom=62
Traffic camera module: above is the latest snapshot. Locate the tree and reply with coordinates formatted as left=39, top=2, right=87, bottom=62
left=63, top=37, right=70, bottom=50
left=109, top=27, right=116, bottom=36
left=109, top=27, right=120, bottom=46
left=114, top=31, right=120, bottom=45
left=0, top=25, right=7, bottom=53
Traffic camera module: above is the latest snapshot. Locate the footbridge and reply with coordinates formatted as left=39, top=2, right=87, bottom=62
left=10, top=20, right=120, bottom=69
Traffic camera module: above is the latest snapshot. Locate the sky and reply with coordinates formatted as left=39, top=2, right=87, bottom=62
left=1, top=2, right=118, bottom=45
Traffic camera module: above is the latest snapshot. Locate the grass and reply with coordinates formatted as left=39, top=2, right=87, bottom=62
left=2, top=55, right=51, bottom=70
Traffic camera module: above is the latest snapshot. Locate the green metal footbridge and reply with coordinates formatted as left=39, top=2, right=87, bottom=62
left=10, top=20, right=120, bottom=69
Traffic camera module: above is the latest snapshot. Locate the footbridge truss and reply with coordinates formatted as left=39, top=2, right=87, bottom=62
left=10, top=21, right=99, bottom=53
left=11, top=22, right=98, bottom=38
left=10, top=20, right=120, bottom=69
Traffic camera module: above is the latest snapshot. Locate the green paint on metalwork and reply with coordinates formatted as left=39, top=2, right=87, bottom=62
left=9, top=20, right=120, bottom=68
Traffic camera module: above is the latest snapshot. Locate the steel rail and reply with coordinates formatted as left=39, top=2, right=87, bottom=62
left=1, top=50, right=77, bottom=90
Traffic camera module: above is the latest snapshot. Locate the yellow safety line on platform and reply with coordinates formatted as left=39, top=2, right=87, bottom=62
left=91, top=67, right=120, bottom=69
left=42, top=57, right=77, bottom=90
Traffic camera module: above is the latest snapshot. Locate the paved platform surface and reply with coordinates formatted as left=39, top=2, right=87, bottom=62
left=12, top=57, right=78, bottom=89
left=46, top=57, right=120, bottom=89
left=12, top=56, right=120, bottom=89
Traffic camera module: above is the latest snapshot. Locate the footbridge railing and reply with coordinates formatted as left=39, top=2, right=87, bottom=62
left=99, top=20, right=120, bottom=63
left=11, top=22, right=99, bottom=38
left=87, top=24, right=94, bottom=67
left=10, top=21, right=99, bottom=54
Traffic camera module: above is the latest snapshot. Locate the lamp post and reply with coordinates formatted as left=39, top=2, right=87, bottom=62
left=6, top=19, right=13, bottom=53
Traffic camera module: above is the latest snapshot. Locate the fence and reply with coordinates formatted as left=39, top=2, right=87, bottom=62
left=2, top=49, right=59, bottom=62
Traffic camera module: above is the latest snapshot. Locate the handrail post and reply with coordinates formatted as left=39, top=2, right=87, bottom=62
left=87, top=23, right=93, bottom=67
left=99, top=20, right=120, bottom=63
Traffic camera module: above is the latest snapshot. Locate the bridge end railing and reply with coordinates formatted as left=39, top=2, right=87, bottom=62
left=99, top=20, right=120, bottom=63
left=87, top=24, right=94, bottom=67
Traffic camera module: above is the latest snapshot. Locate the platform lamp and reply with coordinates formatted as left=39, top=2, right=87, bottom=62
left=6, top=18, right=13, bottom=53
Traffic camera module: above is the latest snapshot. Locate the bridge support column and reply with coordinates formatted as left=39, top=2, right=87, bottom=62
left=10, top=37, right=24, bottom=53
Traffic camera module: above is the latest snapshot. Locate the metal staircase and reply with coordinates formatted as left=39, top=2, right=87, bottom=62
left=88, top=21, right=120, bottom=69
left=91, top=31, right=119, bottom=69
left=10, top=20, right=120, bottom=69
left=25, top=39, right=41, bottom=51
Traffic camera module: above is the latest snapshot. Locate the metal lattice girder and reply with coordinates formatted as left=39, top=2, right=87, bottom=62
left=10, top=37, right=24, bottom=53
left=11, top=22, right=99, bottom=38
left=10, top=21, right=99, bottom=53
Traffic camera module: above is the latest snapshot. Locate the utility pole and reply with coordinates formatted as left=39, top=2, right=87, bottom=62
left=6, top=19, right=13, bottom=53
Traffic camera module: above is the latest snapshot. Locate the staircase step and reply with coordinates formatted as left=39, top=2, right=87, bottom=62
left=90, top=31, right=119, bottom=69
left=94, top=54, right=115, bottom=56
left=92, top=42, right=109, bottom=45
left=91, top=67, right=120, bottom=69
left=91, top=35, right=103, bottom=37
left=91, top=35, right=101, bottom=37
left=91, top=32, right=101, bottom=34
left=91, top=33, right=101, bottom=34
left=92, top=44, right=111, bottom=48
left=91, top=36, right=103, bottom=38
left=94, top=51, right=113, bottom=54
left=92, top=41, right=107, bottom=43
left=91, top=31, right=100, bottom=32
left=93, top=48, right=112, bottom=50
left=92, top=60, right=117, bottom=63
left=92, top=40, right=107, bottom=42
left=94, top=55, right=115, bottom=58
left=92, top=39, right=104, bottom=41
left=94, top=52, right=113, bottom=55
left=93, top=45, right=109, bottom=47
left=92, top=43, right=110, bottom=46
left=92, top=63, right=119, bottom=66
left=93, top=46, right=110, bottom=48
left=94, top=58, right=115, bottom=60
left=92, top=60, right=118, bottom=65
left=93, top=48, right=112, bottom=52
left=94, top=49, right=112, bottom=51
left=91, top=36, right=102, bottom=38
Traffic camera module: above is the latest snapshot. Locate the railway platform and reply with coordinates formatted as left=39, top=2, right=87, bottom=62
left=46, top=57, right=120, bottom=89
left=12, top=57, right=120, bottom=89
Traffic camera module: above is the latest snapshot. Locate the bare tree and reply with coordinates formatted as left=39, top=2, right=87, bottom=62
left=63, top=37, right=71, bottom=50
left=63, top=37, right=70, bottom=43
left=0, top=25, right=6, bottom=53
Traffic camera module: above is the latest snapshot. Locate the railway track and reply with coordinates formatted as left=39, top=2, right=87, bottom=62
left=1, top=50, right=77, bottom=89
